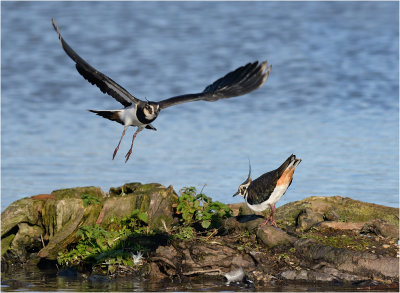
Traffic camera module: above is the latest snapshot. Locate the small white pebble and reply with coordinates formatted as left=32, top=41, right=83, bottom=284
left=382, top=244, right=390, bottom=249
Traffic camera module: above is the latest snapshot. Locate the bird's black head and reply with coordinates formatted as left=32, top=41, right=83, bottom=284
left=143, top=102, right=160, bottom=118
left=233, top=161, right=252, bottom=197
left=137, top=101, right=160, bottom=124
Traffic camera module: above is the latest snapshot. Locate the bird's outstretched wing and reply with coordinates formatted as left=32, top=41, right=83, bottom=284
left=52, top=18, right=140, bottom=107
left=158, top=61, right=271, bottom=110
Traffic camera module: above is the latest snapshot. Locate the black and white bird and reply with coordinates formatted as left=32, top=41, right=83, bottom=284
left=233, top=154, right=301, bottom=226
left=223, top=267, right=254, bottom=286
left=52, top=19, right=272, bottom=162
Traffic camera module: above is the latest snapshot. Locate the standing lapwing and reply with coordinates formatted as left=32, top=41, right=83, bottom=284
left=52, top=19, right=272, bottom=162
left=233, top=154, right=301, bottom=226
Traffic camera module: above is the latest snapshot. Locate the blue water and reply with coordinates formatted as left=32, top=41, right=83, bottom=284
left=2, top=1, right=399, bottom=213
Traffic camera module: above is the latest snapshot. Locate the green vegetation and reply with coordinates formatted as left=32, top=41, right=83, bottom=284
left=173, top=226, right=195, bottom=240
left=173, top=187, right=232, bottom=240
left=58, top=187, right=231, bottom=273
left=81, top=194, right=101, bottom=207
left=300, top=227, right=377, bottom=251
left=175, top=187, right=232, bottom=229
left=57, top=208, right=150, bottom=271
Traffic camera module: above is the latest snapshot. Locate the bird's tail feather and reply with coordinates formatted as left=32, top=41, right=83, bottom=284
left=278, top=154, right=302, bottom=172
left=88, top=110, right=123, bottom=125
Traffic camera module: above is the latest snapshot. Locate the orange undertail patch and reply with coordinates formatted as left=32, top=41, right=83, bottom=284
left=277, top=167, right=296, bottom=186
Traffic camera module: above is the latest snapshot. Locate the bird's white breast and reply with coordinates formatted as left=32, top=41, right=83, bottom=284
left=119, top=105, right=142, bottom=127
left=246, top=184, right=289, bottom=212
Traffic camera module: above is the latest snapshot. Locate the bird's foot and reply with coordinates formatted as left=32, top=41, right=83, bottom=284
left=112, top=147, right=119, bottom=160
left=261, top=216, right=277, bottom=227
left=125, top=149, right=133, bottom=163
left=261, top=217, right=271, bottom=226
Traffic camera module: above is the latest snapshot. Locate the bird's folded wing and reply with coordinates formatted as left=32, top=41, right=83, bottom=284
left=158, top=61, right=271, bottom=110
left=52, top=18, right=140, bottom=107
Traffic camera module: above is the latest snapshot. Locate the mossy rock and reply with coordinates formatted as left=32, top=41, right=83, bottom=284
left=97, top=183, right=178, bottom=231
left=1, top=234, right=15, bottom=256
left=1, top=183, right=179, bottom=262
left=275, top=196, right=399, bottom=230
left=38, top=198, right=86, bottom=260
left=1, top=198, right=44, bottom=237
left=7, top=223, right=44, bottom=261
left=51, top=186, right=106, bottom=200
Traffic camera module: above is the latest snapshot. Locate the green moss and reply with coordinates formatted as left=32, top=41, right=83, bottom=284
left=276, top=196, right=399, bottom=230
left=138, top=194, right=150, bottom=212
left=275, top=201, right=311, bottom=227
left=109, top=183, right=164, bottom=197
left=338, top=198, right=398, bottom=226
left=300, top=227, right=378, bottom=252
left=51, top=186, right=105, bottom=200
left=1, top=233, right=15, bottom=256
left=81, top=201, right=104, bottom=227
left=1, top=198, right=44, bottom=237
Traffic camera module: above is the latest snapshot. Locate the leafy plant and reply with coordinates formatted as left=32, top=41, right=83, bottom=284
left=81, top=194, right=101, bottom=207
left=175, top=187, right=232, bottom=229
left=116, top=209, right=149, bottom=233
left=173, top=226, right=195, bottom=240
left=57, top=209, right=151, bottom=269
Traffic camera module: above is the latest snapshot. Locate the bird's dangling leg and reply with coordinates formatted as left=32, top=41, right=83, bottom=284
left=113, top=126, right=129, bottom=160
left=125, top=127, right=143, bottom=163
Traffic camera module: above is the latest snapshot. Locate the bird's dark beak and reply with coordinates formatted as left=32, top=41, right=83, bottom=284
left=232, top=191, right=239, bottom=197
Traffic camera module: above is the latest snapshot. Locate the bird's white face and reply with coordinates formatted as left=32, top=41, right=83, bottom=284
left=237, top=180, right=251, bottom=197
left=143, top=103, right=160, bottom=120
left=233, top=178, right=252, bottom=198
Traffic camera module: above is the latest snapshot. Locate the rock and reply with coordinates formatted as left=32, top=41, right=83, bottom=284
left=295, top=238, right=399, bottom=280
left=98, top=183, right=178, bottom=231
left=151, top=242, right=256, bottom=279
left=223, top=215, right=264, bottom=234
left=38, top=198, right=85, bottom=259
left=1, top=197, right=46, bottom=258
left=1, top=234, right=15, bottom=256
left=281, top=269, right=308, bottom=280
left=1, top=198, right=44, bottom=237
left=227, top=203, right=245, bottom=217
left=281, top=270, right=297, bottom=280
left=223, top=214, right=297, bottom=248
left=148, top=262, right=168, bottom=280
left=297, top=208, right=324, bottom=231
left=360, top=219, right=399, bottom=240
left=323, top=209, right=340, bottom=221
left=275, top=196, right=399, bottom=232
left=256, top=225, right=297, bottom=248
left=1, top=183, right=178, bottom=262
left=320, top=267, right=362, bottom=282
left=51, top=186, right=106, bottom=199
left=319, top=221, right=365, bottom=231
left=7, top=223, right=44, bottom=262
